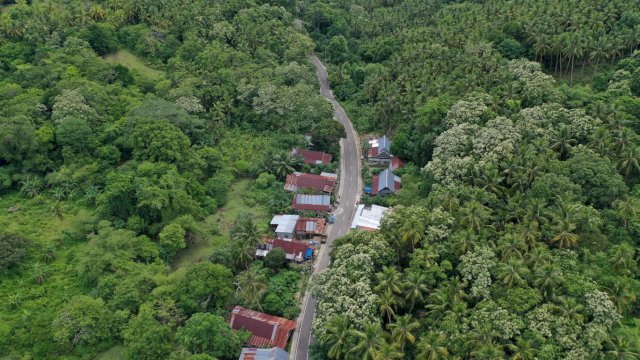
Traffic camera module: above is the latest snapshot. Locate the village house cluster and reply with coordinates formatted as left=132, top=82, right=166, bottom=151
left=231, top=135, right=403, bottom=359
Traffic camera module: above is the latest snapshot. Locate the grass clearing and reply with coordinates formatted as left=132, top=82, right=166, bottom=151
left=95, top=345, right=125, bottom=360
left=172, top=180, right=270, bottom=270
left=104, top=50, right=165, bottom=80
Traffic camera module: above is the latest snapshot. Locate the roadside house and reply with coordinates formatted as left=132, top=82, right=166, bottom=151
left=229, top=306, right=297, bottom=349
left=291, top=194, right=331, bottom=212
left=294, top=217, right=326, bottom=241
left=371, top=167, right=402, bottom=196
left=239, top=347, right=289, bottom=360
left=284, top=172, right=336, bottom=193
left=367, top=135, right=392, bottom=166
left=350, top=204, right=389, bottom=231
left=256, top=237, right=315, bottom=262
left=292, top=148, right=332, bottom=165
left=269, top=215, right=300, bottom=240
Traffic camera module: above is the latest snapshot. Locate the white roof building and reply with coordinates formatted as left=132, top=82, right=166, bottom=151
left=270, top=214, right=300, bottom=239
left=350, top=204, right=389, bottom=231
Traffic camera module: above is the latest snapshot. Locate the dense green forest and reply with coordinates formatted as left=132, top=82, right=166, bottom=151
left=303, top=0, right=640, bottom=359
left=0, top=0, right=345, bottom=359
left=2, top=0, right=640, bottom=359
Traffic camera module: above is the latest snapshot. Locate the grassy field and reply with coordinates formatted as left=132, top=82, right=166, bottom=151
left=95, top=345, right=125, bottom=360
left=173, top=180, right=270, bottom=270
left=104, top=50, right=165, bottom=80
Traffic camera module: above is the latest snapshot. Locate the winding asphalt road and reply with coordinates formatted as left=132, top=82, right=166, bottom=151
left=289, top=55, right=362, bottom=359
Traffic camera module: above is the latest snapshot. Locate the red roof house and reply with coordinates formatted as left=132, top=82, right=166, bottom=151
left=294, top=217, right=326, bottom=239
left=229, top=306, right=297, bottom=349
left=292, top=148, right=332, bottom=165
left=291, top=194, right=332, bottom=212
left=284, top=172, right=336, bottom=193
left=371, top=168, right=402, bottom=196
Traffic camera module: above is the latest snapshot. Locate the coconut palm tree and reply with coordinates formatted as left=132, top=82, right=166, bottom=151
left=459, top=201, right=492, bottom=234
left=533, top=265, right=564, bottom=300
left=235, top=266, right=267, bottom=310
left=375, top=266, right=403, bottom=295
left=323, top=315, right=352, bottom=360
left=603, top=334, right=640, bottom=360
left=549, top=125, right=577, bottom=160
left=387, top=315, right=420, bottom=352
left=614, top=197, right=639, bottom=231
left=378, top=290, right=403, bottom=324
left=496, top=259, right=530, bottom=288
left=416, top=332, right=450, bottom=360
left=403, top=271, right=429, bottom=312
left=348, top=322, right=385, bottom=360
left=617, top=146, right=640, bottom=179
left=553, top=296, right=585, bottom=323
left=373, top=339, right=403, bottom=360
left=505, top=337, right=537, bottom=360
left=550, top=218, right=578, bottom=248
left=400, top=216, right=424, bottom=251
left=451, top=230, right=478, bottom=257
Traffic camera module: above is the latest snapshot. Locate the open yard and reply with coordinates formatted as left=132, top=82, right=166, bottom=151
left=172, top=180, right=270, bottom=270
left=104, top=50, right=165, bottom=80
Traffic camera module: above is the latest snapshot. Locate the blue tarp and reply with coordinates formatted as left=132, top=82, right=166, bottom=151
left=364, top=185, right=372, bottom=194
left=305, top=248, right=313, bottom=259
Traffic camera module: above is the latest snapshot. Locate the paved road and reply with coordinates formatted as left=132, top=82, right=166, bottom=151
left=289, top=55, right=362, bottom=359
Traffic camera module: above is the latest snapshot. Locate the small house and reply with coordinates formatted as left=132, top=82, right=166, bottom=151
left=371, top=167, right=401, bottom=196
left=367, top=135, right=392, bottom=165
left=350, top=204, right=389, bottom=231
left=284, top=172, right=336, bottom=193
left=291, top=194, right=331, bottom=212
left=292, top=148, right=332, bottom=165
left=256, top=238, right=315, bottom=262
left=294, top=217, right=326, bottom=241
left=229, top=306, right=297, bottom=349
left=239, top=347, right=289, bottom=360
left=269, top=215, right=300, bottom=240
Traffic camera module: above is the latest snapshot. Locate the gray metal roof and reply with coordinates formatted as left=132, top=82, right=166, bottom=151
left=239, top=347, right=289, bottom=360
left=270, top=215, right=300, bottom=234
left=350, top=204, right=389, bottom=230
left=295, top=194, right=330, bottom=206
left=305, top=221, right=317, bottom=232
left=379, top=135, right=391, bottom=153
left=378, top=168, right=395, bottom=192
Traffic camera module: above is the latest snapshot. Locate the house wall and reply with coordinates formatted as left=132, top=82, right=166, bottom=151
left=276, top=231, right=294, bottom=239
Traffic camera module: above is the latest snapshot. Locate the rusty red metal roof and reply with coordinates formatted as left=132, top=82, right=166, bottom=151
left=266, top=238, right=313, bottom=256
left=391, top=157, right=405, bottom=170
left=292, top=148, right=332, bottom=165
left=295, top=218, right=325, bottom=235
left=229, top=306, right=296, bottom=349
left=285, top=172, right=335, bottom=193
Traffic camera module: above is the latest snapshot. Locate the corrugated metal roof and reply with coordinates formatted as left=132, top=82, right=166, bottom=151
left=295, top=218, right=326, bottom=235
left=379, top=135, right=391, bottom=153
left=239, top=347, right=289, bottom=360
left=291, top=148, right=332, bottom=165
left=229, top=306, right=296, bottom=349
left=284, top=173, right=335, bottom=193
left=295, top=194, right=330, bottom=205
left=350, top=204, right=389, bottom=230
left=378, top=168, right=394, bottom=192
left=270, top=215, right=300, bottom=234
left=291, top=195, right=332, bottom=212
left=305, top=221, right=316, bottom=232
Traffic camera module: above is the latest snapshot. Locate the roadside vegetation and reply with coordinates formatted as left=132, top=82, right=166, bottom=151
left=0, top=0, right=341, bottom=359
left=302, top=0, right=640, bottom=359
